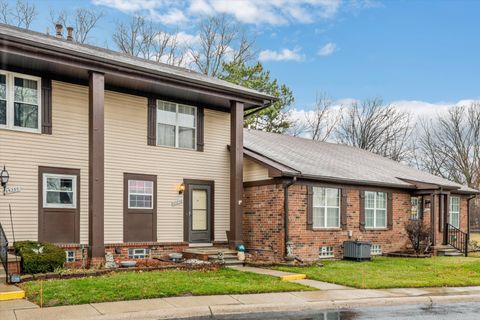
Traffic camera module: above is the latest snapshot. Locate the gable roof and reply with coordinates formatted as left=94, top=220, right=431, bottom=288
left=244, top=129, right=478, bottom=194
left=0, top=23, right=274, bottom=107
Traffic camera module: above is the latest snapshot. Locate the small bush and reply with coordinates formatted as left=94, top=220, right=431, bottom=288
left=405, top=220, right=431, bottom=254
left=14, top=241, right=65, bottom=274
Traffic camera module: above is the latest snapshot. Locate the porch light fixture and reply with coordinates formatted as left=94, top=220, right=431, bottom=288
left=177, top=183, right=185, bottom=195
left=0, top=165, right=9, bottom=195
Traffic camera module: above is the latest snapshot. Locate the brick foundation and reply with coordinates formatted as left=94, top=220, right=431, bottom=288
left=244, top=183, right=470, bottom=263
left=58, top=242, right=191, bottom=268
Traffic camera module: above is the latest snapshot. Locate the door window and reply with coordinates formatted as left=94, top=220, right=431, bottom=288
left=192, top=189, right=207, bottom=231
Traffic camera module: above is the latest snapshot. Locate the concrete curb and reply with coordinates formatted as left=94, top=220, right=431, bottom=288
left=83, top=294, right=480, bottom=320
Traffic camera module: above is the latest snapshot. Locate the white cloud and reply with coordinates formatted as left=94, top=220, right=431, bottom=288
left=318, top=42, right=336, bottom=56
left=150, top=8, right=188, bottom=25
left=94, top=0, right=343, bottom=26
left=259, top=48, right=305, bottom=62
left=92, top=0, right=162, bottom=12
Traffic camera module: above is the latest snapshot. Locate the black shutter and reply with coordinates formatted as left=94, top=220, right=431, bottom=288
left=147, top=97, right=156, bottom=146
left=196, top=107, right=204, bottom=152
left=387, top=192, right=393, bottom=230
left=359, top=190, right=365, bottom=231
left=306, top=185, right=313, bottom=230
left=41, top=77, right=52, bottom=134
left=340, top=187, right=348, bottom=230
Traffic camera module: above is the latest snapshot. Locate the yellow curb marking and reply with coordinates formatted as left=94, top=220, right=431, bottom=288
left=280, top=274, right=306, bottom=281
left=0, top=290, right=25, bottom=301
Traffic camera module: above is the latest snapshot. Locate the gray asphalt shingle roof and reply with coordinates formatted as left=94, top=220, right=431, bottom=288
left=0, top=23, right=274, bottom=102
left=244, top=129, right=477, bottom=193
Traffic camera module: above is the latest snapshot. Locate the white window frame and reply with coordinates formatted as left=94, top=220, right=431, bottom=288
left=43, top=174, right=77, bottom=209
left=156, top=100, right=197, bottom=150
left=65, top=250, right=75, bottom=262
left=319, top=246, right=334, bottom=258
left=371, top=244, right=382, bottom=256
left=364, top=191, right=387, bottom=229
left=449, top=196, right=460, bottom=228
left=128, top=180, right=154, bottom=209
left=312, top=187, right=341, bottom=228
left=128, top=248, right=151, bottom=259
left=0, top=69, right=41, bottom=133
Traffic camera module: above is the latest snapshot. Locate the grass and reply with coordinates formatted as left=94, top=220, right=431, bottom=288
left=274, top=256, right=480, bottom=289
left=470, top=232, right=480, bottom=243
left=22, top=268, right=314, bottom=307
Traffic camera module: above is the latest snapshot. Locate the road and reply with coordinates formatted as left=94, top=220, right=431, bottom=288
left=204, top=302, right=480, bottom=320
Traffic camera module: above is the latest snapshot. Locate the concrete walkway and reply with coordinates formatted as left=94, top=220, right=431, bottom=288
left=228, top=265, right=351, bottom=290
left=2, top=286, right=480, bottom=320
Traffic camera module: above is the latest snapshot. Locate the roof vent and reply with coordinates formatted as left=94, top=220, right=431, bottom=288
left=55, top=23, right=63, bottom=38
left=66, top=27, right=73, bottom=42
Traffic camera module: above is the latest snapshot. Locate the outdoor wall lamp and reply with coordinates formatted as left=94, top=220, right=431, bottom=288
left=0, top=165, right=9, bottom=195
left=177, top=183, right=185, bottom=195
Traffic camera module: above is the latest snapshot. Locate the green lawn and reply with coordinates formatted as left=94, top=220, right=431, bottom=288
left=22, top=268, right=314, bottom=307
left=274, top=256, right=480, bottom=289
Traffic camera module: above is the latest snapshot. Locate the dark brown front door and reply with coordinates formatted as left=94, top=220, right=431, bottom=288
left=38, top=166, right=80, bottom=244
left=184, top=180, right=214, bottom=243
left=123, top=173, right=157, bottom=242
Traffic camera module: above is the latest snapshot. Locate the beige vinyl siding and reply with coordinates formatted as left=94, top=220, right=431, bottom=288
left=104, top=90, right=231, bottom=243
left=0, top=81, right=89, bottom=243
left=243, top=158, right=270, bottom=182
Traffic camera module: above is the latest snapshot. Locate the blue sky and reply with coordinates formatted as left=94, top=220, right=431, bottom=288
left=26, top=0, right=480, bottom=111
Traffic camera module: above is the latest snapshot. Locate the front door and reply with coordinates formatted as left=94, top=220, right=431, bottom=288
left=185, top=181, right=213, bottom=243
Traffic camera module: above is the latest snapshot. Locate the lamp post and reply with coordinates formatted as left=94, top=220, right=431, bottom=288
left=0, top=165, right=9, bottom=195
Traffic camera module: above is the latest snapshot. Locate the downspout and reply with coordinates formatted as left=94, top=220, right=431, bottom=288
left=284, top=176, right=297, bottom=260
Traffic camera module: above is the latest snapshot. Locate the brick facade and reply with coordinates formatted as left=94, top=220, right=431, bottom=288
left=244, top=182, right=470, bottom=262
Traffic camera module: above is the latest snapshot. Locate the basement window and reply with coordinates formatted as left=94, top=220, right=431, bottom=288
left=65, top=250, right=75, bottom=263
left=371, top=244, right=382, bottom=256
left=319, top=246, right=334, bottom=258
left=128, top=248, right=151, bottom=259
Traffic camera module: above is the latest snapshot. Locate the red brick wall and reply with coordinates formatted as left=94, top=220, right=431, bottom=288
left=244, top=183, right=414, bottom=262
left=243, top=184, right=285, bottom=262
left=434, top=195, right=469, bottom=246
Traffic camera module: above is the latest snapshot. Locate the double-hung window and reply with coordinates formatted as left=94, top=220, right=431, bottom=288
left=365, top=191, right=387, bottom=228
left=43, top=174, right=77, bottom=208
left=0, top=70, right=41, bottom=132
left=128, top=180, right=154, bottom=209
left=157, top=100, right=196, bottom=150
left=449, top=196, right=460, bottom=228
left=312, top=187, right=340, bottom=228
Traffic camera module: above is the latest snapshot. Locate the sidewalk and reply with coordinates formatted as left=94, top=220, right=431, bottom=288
left=2, top=285, right=480, bottom=320
left=3, top=266, right=480, bottom=319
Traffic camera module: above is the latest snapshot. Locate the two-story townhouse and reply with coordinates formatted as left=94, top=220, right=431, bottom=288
left=0, top=24, right=274, bottom=266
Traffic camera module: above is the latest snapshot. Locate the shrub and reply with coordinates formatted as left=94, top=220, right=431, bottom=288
left=404, top=220, right=431, bottom=254
left=14, top=241, right=65, bottom=274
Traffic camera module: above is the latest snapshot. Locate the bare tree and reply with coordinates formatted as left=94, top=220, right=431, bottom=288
left=0, top=0, right=37, bottom=29
left=0, top=0, right=8, bottom=24
left=190, top=15, right=255, bottom=77
left=304, top=94, right=342, bottom=141
left=112, top=16, right=186, bottom=66
left=50, top=7, right=104, bottom=43
left=335, top=98, right=413, bottom=162
left=416, top=103, right=480, bottom=188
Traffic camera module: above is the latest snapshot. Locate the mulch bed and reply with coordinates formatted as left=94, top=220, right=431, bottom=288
left=20, top=260, right=220, bottom=283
